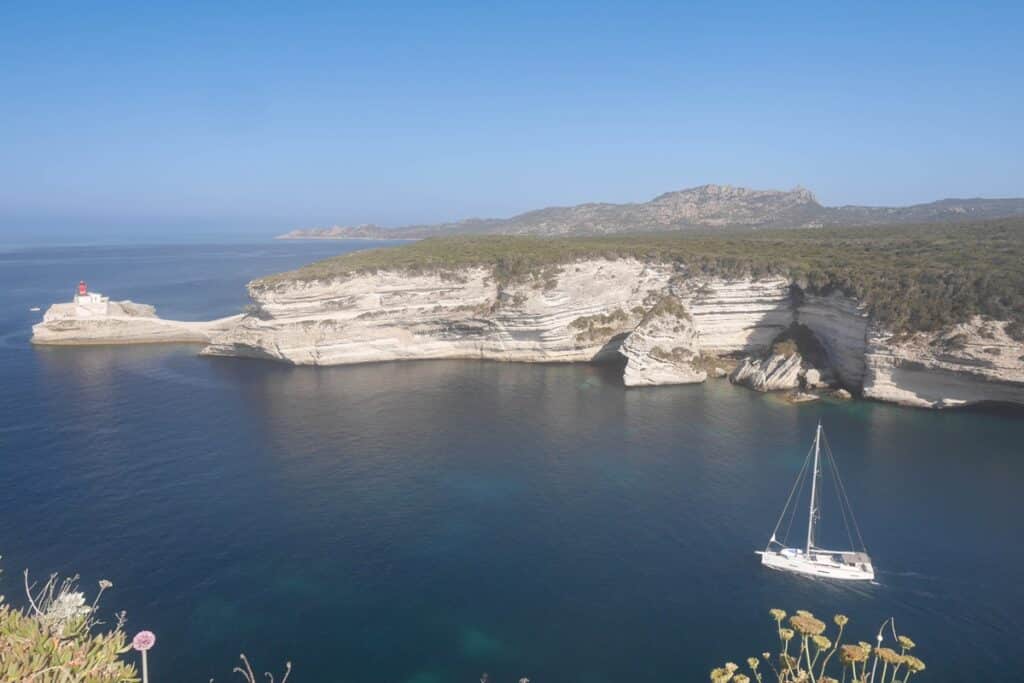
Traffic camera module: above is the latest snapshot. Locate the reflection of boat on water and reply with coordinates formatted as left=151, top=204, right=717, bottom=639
left=756, top=421, right=875, bottom=581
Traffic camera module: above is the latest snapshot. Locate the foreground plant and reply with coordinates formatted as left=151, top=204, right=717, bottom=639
left=217, top=654, right=291, bottom=683
left=2, top=558, right=299, bottom=683
left=0, top=561, right=138, bottom=682
left=710, top=608, right=925, bottom=683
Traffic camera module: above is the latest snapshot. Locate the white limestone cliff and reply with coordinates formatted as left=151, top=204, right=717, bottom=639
left=197, top=260, right=1024, bottom=408
left=687, top=278, right=792, bottom=354
left=620, top=294, right=706, bottom=387
left=863, top=318, right=1024, bottom=408
left=797, top=292, right=869, bottom=388
left=32, top=300, right=242, bottom=346
left=204, top=260, right=671, bottom=365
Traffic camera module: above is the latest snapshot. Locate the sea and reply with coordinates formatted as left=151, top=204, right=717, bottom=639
left=0, top=241, right=1021, bottom=683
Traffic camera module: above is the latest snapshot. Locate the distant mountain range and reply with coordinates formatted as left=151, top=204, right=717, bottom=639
left=277, top=184, right=1024, bottom=240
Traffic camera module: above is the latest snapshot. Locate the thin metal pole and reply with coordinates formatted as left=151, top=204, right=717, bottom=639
left=806, top=421, right=821, bottom=554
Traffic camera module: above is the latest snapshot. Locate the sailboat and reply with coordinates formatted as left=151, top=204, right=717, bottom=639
left=757, top=421, right=875, bottom=581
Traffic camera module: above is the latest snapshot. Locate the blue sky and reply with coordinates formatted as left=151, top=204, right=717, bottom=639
left=2, top=1, right=1022, bottom=241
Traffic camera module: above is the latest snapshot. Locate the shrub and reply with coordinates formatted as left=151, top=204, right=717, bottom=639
left=1, top=559, right=292, bottom=683
left=942, top=334, right=968, bottom=351
left=644, top=295, right=691, bottom=321
left=569, top=309, right=634, bottom=342
left=650, top=346, right=694, bottom=362
left=0, top=565, right=137, bottom=682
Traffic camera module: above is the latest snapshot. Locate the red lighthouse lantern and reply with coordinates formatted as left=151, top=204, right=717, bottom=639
left=78, top=281, right=88, bottom=296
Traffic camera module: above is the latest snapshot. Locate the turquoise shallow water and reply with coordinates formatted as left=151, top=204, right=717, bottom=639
left=1, top=242, right=1022, bottom=682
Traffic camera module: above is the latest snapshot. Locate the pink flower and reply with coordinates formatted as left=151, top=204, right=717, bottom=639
left=132, top=630, right=156, bottom=651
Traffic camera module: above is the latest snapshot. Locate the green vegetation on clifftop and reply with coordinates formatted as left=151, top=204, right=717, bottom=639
left=261, top=218, right=1024, bottom=334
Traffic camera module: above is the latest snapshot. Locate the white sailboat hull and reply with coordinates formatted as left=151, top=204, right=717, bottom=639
left=758, top=548, right=875, bottom=581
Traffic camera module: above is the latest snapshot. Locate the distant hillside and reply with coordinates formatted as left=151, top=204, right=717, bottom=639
left=277, top=184, right=1024, bottom=239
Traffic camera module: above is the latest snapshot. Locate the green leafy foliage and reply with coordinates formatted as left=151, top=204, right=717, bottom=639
left=569, top=308, right=633, bottom=341
left=263, top=218, right=1024, bottom=334
left=0, top=604, right=136, bottom=682
left=0, top=565, right=137, bottom=682
left=644, top=295, right=691, bottom=321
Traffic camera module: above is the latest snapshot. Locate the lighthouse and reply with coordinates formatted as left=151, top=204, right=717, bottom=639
left=73, top=280, right=110, bottom=316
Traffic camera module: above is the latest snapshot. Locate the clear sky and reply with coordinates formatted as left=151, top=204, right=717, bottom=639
left=2, top=1, right=1022, bottom=241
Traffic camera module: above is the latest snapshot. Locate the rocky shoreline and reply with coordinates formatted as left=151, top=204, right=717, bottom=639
left=31, top=300, right=242, bottom=346
left=200, top=259, right=1024, bottom=409
left=30, top=260, right=1024, bottom=409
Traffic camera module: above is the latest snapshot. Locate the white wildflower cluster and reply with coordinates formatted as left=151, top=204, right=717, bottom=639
left=41, top=591, right=92, bottom=633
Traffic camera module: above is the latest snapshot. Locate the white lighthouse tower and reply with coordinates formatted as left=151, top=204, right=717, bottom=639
left=73, top=280, right=110, bottom=316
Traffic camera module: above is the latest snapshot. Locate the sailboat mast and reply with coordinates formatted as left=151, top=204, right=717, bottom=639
left=806, top=421, right=821, bottom=553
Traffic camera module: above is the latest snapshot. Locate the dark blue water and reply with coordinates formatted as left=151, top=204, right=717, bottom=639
left=1, top=243, right=1022, bottom=682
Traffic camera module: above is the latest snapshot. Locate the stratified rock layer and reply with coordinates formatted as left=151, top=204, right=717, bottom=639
left=201, top=260, right=1024, bottom=408
left=206, top=261, right=668, bottom=364
left=862, top=318, right=1024, bottom=408
left=729, top=352, right=804, bottom=392
left=798, top=293, right=869, bottom=387
left=621, top=294, right=705, bottom=387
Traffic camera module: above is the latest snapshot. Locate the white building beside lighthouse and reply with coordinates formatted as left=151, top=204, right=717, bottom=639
left=73, top=281, right=109, bottom=316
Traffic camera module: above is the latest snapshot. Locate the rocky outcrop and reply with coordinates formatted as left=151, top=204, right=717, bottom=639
left=863, top=318, right=1024, bottom=408
left=729, top=323, right=834, bottom=393
left=621, top=294, right=705, bottom=386
left=729, top=352, right=804, bottom=392
left=32, top=300, right=242, bottom=346
left=199, top=260, right=1024, bottom=408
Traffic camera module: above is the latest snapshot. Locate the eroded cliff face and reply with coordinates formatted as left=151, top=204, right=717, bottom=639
left=797, top=293, right=869, bottom=388
left=687, top=278, right=793, bottom=355
left=863, top=318, right=1024, bottom=408
left=204, top=260, right=675, bottom=365
left=202, top=260, right=1024, bottom=408
left=620, top=293, right=705, bottom=387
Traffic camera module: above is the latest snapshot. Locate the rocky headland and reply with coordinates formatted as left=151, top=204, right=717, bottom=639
left=32, top=300, right=242, bottom=346
left=203, top=224, right=1024, bottom=409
